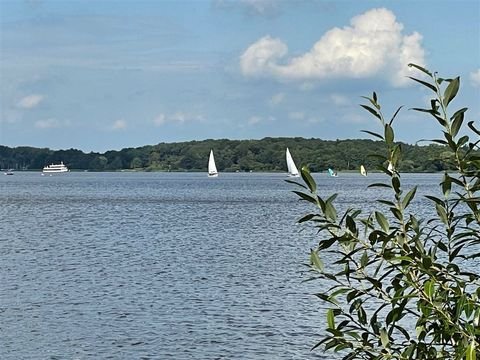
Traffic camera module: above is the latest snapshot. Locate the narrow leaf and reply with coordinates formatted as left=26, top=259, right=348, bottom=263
left=389, top=106, right=404, bottom=125
left=384, top=124, right=394, bottom=145
left=443, top=76, right=460, bottom=106
left=450, top=110, right=464, bottom=138
left=402, top=186, right=417, bottom=210
left=301, top=166, right=316, bottom=193
left=408, top=76, right=437, bottom=92
left=468, top=121, right=480, bottom=135
left=408, top=63, right=433, bottom=77
left=466, top=340, right=476, bottom=360
left=361, top=130, right=384, bottom=140
left=375, top=211, right=390, bottom=232
left=310, top=249, right=324, bottom=272
left=360, top=104, right=381, bottom=120
left=327, top=308, right=335, bottom=329
left=380, top=328, right=389, bottom=348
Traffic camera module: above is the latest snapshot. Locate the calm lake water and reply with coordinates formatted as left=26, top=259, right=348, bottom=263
left=0, top=172, right=449, bottom=359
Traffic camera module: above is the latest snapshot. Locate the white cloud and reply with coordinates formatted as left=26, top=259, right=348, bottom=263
left=35, top=118, right=61, bottom=129
left=248, top=115, right=263, bottom=125
left=240, top=8, right=426, bottom=87
left=17, top=94, right=44, bottom=109
left=214, top=0, right=279, bottom=16
left=330, top=94, right=350, bottom=106
left=246, top=115, right=275, bottom=126
left=471, top=69, right=480, bottom=87
left=111, top=119, right=127, bottom=130
left=152, top=112, right=204, bottom=127
left=288, top=111, right=305, bottom=120
left=269, top=92, right=285, bottom=106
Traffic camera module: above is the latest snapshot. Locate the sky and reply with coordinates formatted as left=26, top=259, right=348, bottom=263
left=1, top=0, right=479, bottom=153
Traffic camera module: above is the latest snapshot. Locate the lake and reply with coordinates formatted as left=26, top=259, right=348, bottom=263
left=0, top=171, right=449, bottom=359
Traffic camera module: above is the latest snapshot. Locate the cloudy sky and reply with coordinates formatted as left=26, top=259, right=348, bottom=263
left=1, top=0, right=479, bottom=152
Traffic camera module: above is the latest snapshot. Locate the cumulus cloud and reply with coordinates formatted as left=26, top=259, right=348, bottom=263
left=17, top=94, right=44, bottom=109
left=471, top=69, right=480, bottom=87
left=153, top=112, right=204, bottom=126
left=240, top=8, right=426, bottom=87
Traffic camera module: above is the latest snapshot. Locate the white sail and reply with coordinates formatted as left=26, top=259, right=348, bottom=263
left=360, top=165, right=367, bottom=177
left=328, top=168, right=338, bottom=177
left=208, top=150, right=218, bottom=177
left=286, top=148, right=299, bottom=177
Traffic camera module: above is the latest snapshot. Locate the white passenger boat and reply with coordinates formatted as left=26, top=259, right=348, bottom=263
left=42, top=161, right=69, bottom=173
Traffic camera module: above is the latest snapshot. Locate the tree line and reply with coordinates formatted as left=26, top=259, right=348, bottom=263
left=0, top=137, right=465, bottom=172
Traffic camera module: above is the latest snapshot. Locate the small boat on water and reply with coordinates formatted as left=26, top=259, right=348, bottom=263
left=208, top=150, right=218, bottom=177
left=4, top=169, right=14, bottom=175
left=360, top=165, right=367, bottom=177
left=286, top=148, right=300, bottom=177
left=42, top=161, right=69, bottom=174
left=328, top=168, right=338, bottom=177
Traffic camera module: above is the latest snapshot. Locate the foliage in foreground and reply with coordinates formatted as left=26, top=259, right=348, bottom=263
left=291, top=65, right=480, bottom=359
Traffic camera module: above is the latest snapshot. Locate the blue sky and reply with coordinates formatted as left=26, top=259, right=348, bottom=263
left=1, top=0, right=479, bottom=152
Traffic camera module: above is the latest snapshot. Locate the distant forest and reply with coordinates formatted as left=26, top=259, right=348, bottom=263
left=0, top=137, right=464, bottom=173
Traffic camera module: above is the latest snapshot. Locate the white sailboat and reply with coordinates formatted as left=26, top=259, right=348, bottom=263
left=208, top=150, right=218, bottom=177
left=286, top=148, right=299, bottom=177
left=328, top=168, right=338, bottom=177
left=360, top=165, right=367, bottom=177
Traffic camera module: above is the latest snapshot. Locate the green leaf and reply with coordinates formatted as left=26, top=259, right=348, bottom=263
left=361, top=130, right=384, bottom=140
left=368, top=183, right=392, bottom=189
left=388, top=106, right=403, bottom=126
left=292, top=190, right=318, bottom=205
left=408, top=63, right=433, bottom=77
left=375, top=211, right=389, bottom=232
left=435, top=203, right=448, bottom=224
left=402, top=186, right=417, bottom=210
left=380, top=328, right=389, bottom=348
left=285, top=179, right=307, bottom=189
left=310, top=249, right=324, bottom=272
left=450, top=108, right=466, bottom=137
left=424, top=280, right=435, bottom=299
left=425, top=195, right=445, bottom=206
left=468, top=120, right=480, bottom=135
left=301, top=166, right=316, bottom=193
left=408, top=76, right=437, bottom=92
left=384, top=124, right=394, bottom=145
left=466, top=340, right=476, bottom=360
left=360, top=251, right=368, bottom=268
left=441, top=173, right=451, bottom=198
left=392, top=176, right=401, bottom=194
left=360, top=104, right=381, bottom=120
left=298, top=213, right=316, bottom=223
left=327, top=308, right=335, bottom=329
left=325, top=202, right=337, bottom=221
left=443, top=76, right=460, bottom=107
left=345, top=215, right=357, bottom=234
